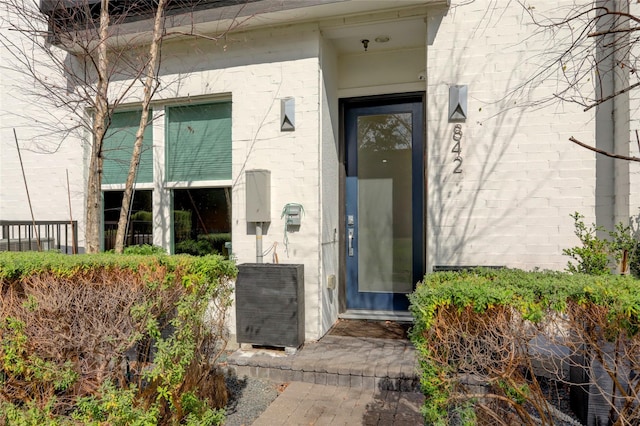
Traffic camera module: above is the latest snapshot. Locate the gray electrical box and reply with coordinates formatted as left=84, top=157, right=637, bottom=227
left=246, top=169, right=271, bottom=222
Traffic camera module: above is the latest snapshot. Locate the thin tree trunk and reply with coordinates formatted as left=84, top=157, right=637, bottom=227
left=113, top=0, right=167, bottom=253
left=85, top=0, right=110, bottom=253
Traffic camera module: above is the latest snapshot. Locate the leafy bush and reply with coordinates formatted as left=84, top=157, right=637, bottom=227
left=175, top=234, right=231, bottom=257
left=410, top=268, right=640, bottom=425
left=563, top=212, right=611, bottom=275
left=564, top=212, right=639, bottom=276
left=176, top=239, right=215, bottom=257
left=123, top=244, right=166, bottom=255
left=72, top=381, right=160, bottom=425
left=199, top=233, right=231, bottom=256
left=0, top=251, right=236, bottom=425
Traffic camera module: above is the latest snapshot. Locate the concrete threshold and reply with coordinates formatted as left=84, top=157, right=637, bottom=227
left=226, top=335, right=420, bottom=392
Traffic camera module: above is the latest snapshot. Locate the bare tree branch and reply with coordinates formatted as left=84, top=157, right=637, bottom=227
left=569, top=136, right=640, bottom=162
left=509, top=2, right=640, bottom=112
left=583, top=80, right=640, bottom=111
left=589, top=26, right=640, bottom=37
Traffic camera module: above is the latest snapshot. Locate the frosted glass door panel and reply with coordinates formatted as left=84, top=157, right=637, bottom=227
left=358, top=179, right=393, bottom=292
left=356, top=113, right=413, bottom=294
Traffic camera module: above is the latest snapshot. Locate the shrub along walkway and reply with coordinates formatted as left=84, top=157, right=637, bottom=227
left=226, top=332, right=424, bottom=425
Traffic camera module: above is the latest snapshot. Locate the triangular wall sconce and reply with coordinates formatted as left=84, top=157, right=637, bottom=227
left=448, top=85, right=468, bottom=123
left=281, top=97, right=295, bottom=131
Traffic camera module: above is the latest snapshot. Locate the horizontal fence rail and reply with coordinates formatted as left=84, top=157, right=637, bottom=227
left=0, top=220, right=78, bottom=254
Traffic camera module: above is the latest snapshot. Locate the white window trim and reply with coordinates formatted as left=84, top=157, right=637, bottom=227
left=164, top=180, right=233, bottom=189
left=101, top=183, right=155, bottom=191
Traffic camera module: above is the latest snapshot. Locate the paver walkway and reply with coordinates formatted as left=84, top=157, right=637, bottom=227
left=251, top=381, right=424, bottom=426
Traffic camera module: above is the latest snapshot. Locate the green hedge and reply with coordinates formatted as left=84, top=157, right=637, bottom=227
left=409, top=268, right=640, bottom=425
left=0, top=251, right=236, bottom=281
left=0, top=251, right=236, bottom=426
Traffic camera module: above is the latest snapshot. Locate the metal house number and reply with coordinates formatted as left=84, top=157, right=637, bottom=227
left=452, top=124, right=463, bottom=174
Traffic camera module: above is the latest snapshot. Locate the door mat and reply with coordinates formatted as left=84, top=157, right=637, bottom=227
left=327, top=319, right=411, bottom=340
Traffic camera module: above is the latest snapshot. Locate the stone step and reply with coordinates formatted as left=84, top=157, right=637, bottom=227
left=226, top=335, right=420, bottom=392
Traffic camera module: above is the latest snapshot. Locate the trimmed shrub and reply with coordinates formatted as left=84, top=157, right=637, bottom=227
left=409, top=268, right=640, bottom=425
left=0, top=251, right=236, bottom=425
left=123, top=244, right=166, bottom=255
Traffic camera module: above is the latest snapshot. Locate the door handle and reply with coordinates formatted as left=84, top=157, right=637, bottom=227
left=348, top=229, right=354, bottom=256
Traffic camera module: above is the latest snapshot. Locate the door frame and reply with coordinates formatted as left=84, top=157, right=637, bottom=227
left=338, top=92, right=426, bottom=316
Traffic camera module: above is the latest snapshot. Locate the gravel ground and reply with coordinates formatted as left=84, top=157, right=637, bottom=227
left=222, top=370, right=281, bottom=426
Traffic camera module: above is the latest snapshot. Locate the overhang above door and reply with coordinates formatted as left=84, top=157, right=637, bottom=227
left=321, top=17, right=428, bottom=55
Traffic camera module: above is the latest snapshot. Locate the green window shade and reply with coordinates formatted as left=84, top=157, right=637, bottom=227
left=166, top=102, right=232, bottom=182
left=102, top=110, right=153, bottom=185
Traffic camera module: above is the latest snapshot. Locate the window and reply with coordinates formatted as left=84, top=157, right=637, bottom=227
left=102, top=110, right=153, bottom=185
left=166, top=102, right=231, bottom=182
left=99, top=101, right=233, bottom=255
left=173, top=188, right=231, bottom=256
left=101, top=110, right=154, bottom=251
left=166, top=101, right=232, bottom=256
left=103, top=190, right=153, bottom=250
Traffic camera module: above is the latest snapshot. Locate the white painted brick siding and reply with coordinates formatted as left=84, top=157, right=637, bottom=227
left=0, top=13, right=86, bottom=248
left=426, top=1, right=599, bottom=271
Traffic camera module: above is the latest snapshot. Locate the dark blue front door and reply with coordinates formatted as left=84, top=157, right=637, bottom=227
left=345, top=95, right=424, bottom=311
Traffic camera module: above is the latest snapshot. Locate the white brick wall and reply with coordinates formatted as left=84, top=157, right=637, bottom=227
left=0, top=13, right=86, bottom=249
left=154, top=24, right=324, bottom=339
left=319, top=36, right=340, bottom=335
left=426, top=1, right=599, bottom=271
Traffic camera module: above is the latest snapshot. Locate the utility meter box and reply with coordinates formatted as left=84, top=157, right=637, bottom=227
left=246, top=170, right=271, bottom=222
left=283, top=203, right=302, bottom=226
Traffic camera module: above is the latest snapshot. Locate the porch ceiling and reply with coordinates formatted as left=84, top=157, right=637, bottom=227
left=321, top=18, right=427, bottom=55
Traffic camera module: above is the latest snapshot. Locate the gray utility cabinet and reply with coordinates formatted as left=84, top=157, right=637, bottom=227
left=245, top=170, right=271, bottom=222
left=235, top=263, right=304, bottom=348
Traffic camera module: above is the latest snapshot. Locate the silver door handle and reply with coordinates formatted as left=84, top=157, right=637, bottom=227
left=348, top=229, right=354, bottom=256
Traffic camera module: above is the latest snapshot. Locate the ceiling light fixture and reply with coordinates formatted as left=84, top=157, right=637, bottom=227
left=375, top=35, right=390, bottom=43
left=361, top=39, right=369, bottom=52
